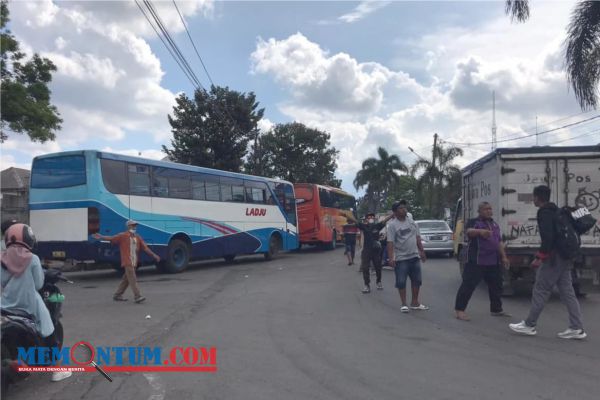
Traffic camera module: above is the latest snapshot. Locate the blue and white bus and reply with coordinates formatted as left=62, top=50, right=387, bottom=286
left=29, top=150, right=299, bottom=273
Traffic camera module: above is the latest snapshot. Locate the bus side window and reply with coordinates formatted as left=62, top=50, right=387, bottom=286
left=204, top=174, right=220, bottom=201
left=128, top=164, right=150, bottom=196
left=191, top=175, right=206, bottom=200
left=168, top=169, right=191, bottom=199
left=152, top=167, right=169, bottom=198
left=244, top=180, right=267, bottom=204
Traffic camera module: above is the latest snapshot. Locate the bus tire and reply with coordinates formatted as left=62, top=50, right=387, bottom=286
left=224, top=255, right=235, bottom=263
left=158, top=239, right=190, bottom=273
left=264, top=234, right=282, bottom=261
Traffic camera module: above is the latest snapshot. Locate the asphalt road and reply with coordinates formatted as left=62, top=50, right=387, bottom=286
left=6, top=247, right=600, bottom=400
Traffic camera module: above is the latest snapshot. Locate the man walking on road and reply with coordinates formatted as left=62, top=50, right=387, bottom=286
left=509, top=185, right=586, bottom=339
left=387, top=200, right=428, bottom=313
left=94, top=220, right=160, bottom=303
left=348, top=212, right=393, bottom=293
left=342, top=222, right=359, bottom=266
left=454, top=202, right=511, bottom=321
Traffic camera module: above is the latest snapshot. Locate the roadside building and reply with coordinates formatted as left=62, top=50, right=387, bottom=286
left=1, top=167, right=30, bottom=224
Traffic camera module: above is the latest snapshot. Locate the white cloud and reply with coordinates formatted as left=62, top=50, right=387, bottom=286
left=251, top=33, right=425, bottom=116
left=2, top=0, right=214, bottom=157
left=251, top=6, right=599, bottom=194
left=338, top=1, right=391, bottom=24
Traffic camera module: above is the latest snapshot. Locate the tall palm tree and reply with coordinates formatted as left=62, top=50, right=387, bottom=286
left=506, top=0, right=600, bottom=110
left=411, top=143, right=463, bottom=218
left=354, top=147, right=408, bottom=213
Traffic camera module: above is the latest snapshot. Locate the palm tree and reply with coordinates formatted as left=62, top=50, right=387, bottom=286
left=354, top=147, right=408, bottom=213
left=411, top=143, right=463, bottom=218
left=505, top=0, right=600, bottom=110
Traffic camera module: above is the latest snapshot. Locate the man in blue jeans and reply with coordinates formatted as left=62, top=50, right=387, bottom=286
left=387, top=200, right=428, bottom=313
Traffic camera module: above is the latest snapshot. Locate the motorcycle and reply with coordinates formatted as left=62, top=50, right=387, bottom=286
left=1, top=268, right=72, bottom=395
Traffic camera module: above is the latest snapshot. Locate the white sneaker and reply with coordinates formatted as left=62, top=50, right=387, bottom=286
left=51, top=371, right=72, bottom=382
left=509, top=321, right=537, bottom=336
left=557, top=328, right=587, bottom=340
left=361, top=285, right=370, bottom=294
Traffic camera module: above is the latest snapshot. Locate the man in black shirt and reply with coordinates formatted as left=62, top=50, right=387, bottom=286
left=348, top=213, right=394, bottom=293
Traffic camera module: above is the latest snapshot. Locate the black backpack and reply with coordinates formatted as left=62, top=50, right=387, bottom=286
left=554, top=207, right=581, bottom=260
left=567, top=207, right=597, bottom=235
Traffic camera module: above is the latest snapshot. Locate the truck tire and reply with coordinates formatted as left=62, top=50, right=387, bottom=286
left=157, top=239, right=190, bottom=273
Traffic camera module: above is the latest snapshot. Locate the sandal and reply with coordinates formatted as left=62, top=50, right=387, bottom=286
left=410, top=304, right=430, bottom=310
left=400, top=306, right=410, bottom=313
left=456, top=311, right=470, bottom=321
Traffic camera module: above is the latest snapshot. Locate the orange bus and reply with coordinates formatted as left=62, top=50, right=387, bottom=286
left=294, top=183, right=356, bottom=249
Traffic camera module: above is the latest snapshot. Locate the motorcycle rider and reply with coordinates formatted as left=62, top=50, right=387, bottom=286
left=1, top=223, right=71, bottom=382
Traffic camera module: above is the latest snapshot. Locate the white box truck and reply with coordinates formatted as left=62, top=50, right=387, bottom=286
left=454, top=145, right=600, bottom=294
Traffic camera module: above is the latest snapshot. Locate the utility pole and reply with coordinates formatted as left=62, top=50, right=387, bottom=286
left=491, top=91, right=497, bottom=150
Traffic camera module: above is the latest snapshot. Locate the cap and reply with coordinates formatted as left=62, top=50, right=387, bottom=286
left=126, top=220, right=138, bottom=227
left=391, top=201, right=406, bottom=211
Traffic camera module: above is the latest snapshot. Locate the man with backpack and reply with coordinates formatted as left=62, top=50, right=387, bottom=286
left=509, top=185, right=586, bottom=339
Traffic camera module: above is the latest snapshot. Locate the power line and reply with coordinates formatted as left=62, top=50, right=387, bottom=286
left=144, top=0, right=204, bottom=90
left=552, top=129, right=600, bottom=145
left=135, top=0, right=200, bottom=90
left=172, top=0, right=215, bottom=88
left=440, top=115, right=600, bottom=146
left=490, top=109, right=599, bottom=142
left=136, top=0, right=204, bottom=91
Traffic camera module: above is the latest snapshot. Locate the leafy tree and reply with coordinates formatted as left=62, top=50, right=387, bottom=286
left=163, top=86, right=264, bottom=172
left=505, top=0, right=600, bottom=110
left=353, top=147, right=408, bottom=213
left=411, top=142, right=463, bottom=218
left=383, top=175, right=426, bottom=219
left=246, top=122, right=340, bottom=185
left=1, top=0, right=61, bottom=143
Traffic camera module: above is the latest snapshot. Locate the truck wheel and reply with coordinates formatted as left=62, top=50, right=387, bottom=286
left=264, top=235, right=281, bottom=261
left=158, top=239, right=190, bottom=273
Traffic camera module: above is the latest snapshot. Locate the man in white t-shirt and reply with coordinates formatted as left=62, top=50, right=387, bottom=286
left=387, top=200, right=428, bottom=313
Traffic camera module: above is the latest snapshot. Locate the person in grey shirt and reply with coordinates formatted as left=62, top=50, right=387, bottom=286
left=387, top=200, right=428, bottom=313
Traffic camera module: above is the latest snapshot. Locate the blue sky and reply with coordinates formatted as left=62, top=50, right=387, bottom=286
left=2, top=1, right=599, bottom=195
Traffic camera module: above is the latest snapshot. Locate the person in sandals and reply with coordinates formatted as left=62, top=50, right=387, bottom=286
left=387, top=200, right=429, bottom=313
left=94, top=220, right=160, bottom=303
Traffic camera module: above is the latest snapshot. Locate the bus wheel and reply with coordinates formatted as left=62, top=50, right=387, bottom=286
left=264, top=235, right=281, bottom=261
left=158, top=239, right=190, bottom=273
left=224, top=255, right=235, bottom=263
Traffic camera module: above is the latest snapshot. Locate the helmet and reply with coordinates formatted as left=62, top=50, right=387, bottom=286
left=4, top=223, right=37, bottom=250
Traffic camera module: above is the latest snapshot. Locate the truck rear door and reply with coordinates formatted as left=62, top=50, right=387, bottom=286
left=556, top=158, right=600, bottom=247
left=501, top=158, right=560, bottom=247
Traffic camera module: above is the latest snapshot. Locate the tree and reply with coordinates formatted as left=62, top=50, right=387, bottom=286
left=163, top=86, right=264, bottom=172
left=246, top=122, right=340, bottom=186
left=353, top=147, right=408, bottom=213
left=411, top=140, right=463, bottom=218
left=505, top=0, right=600, bottom=110
left=383, top=175, right=426, bottom=219
left=1, top=0, right=62, bottom=143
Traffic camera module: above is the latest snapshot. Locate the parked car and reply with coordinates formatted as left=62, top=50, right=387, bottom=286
left=416, top=220, right=454, bottom=257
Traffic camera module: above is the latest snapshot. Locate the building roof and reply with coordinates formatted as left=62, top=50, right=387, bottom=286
left=1, top=167, right=30, bottom=190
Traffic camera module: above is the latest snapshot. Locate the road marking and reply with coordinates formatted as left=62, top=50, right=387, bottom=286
left=143, top=373, right=166, bottom=400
